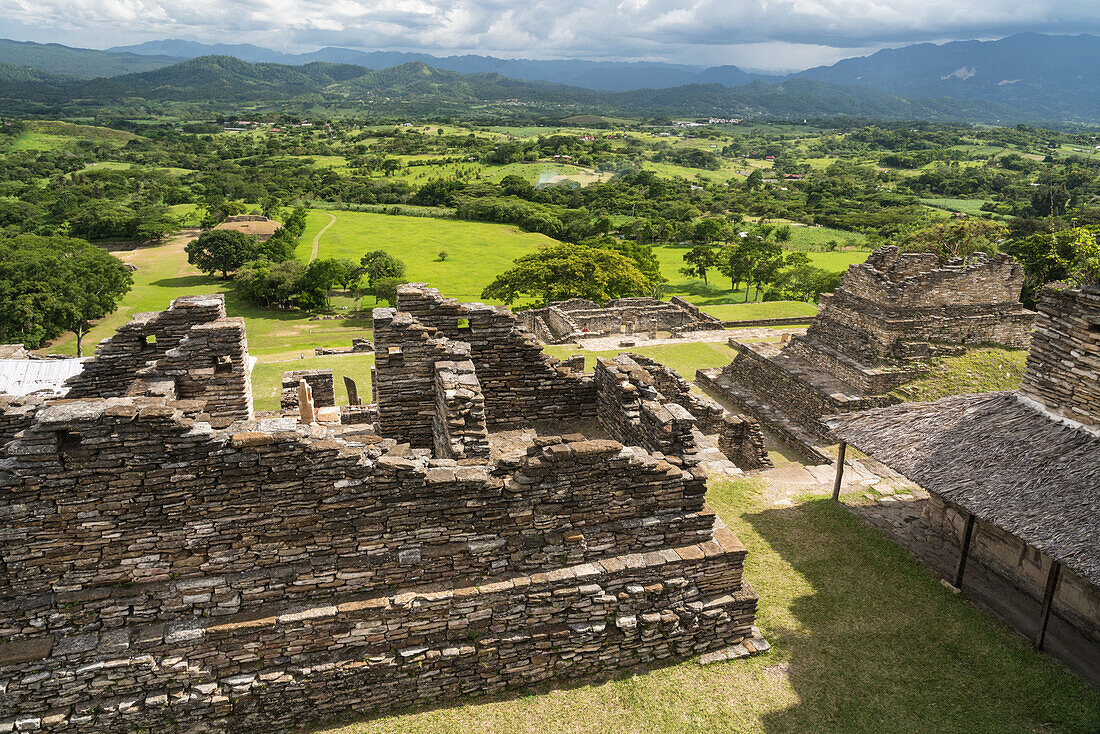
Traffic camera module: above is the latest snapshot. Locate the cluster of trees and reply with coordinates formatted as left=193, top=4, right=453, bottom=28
left=679, top=223, right=838, bottom=303
left=0, top=235, right=132, bottom=354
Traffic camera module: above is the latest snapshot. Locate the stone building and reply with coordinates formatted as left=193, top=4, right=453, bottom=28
left=520, top=295, right=723, bottom=344
left=213, top=215, right=281, bottom=242
left=830, top=285, right=1100, bottom=684
left=697, top=246, right=1036, bottom=462
left=0, top=284, right=771, bottom=732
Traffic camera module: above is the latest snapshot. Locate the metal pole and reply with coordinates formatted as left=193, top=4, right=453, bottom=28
left=832, top=441, right=847, bottom=501
left=1035, top=561, right=1062, bottom=651
left=952, top=513, right=976, bottom=589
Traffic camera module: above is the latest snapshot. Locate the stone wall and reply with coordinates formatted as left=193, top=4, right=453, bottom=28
left=1019, top=286, right=1100, bottom=428
left=392, top=285, right=597, bottom=427
left=432, top=359, right=490, bottom=461
left=923, top=494, right=1099, bottom=642
left=281, top=368, right=336, bottom=410
left=521, top=295, right=722, bottom=344
left=65, top=294, right=227, bottom=399
left=697, top=247, right=1035, bottom=459
left=0, top=289, right=764, bottom=732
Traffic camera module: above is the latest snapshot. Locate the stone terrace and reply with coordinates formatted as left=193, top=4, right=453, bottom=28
left=697, top=246, right=1036, bottom=462
left=0, top=284, right=771, bottom=733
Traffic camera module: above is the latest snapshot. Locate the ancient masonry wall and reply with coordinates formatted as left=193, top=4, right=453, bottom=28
left=923, top=495, right=1099, bottom=642
left=521, top=296, right=722, bottom=344
left=432, top=359, right=490, bottom=461
left=65, top=294, right=227, bottom=399
left=1, top=286, right=766, bottom=732
left=280, top=368, right=336, bottom=410
left=392, top=285, right=597, bottom=427
left=0, top=399, right=755, bottom=731
left=697, top=247, right=1036, bottom=459
left=1019, top=286, right=1100, bottom=428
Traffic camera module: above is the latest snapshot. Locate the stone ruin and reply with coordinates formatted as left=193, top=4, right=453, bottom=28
left=697, top=246, right=1036, bottom=462
left=521, top=295, right=723, bottom=344
left=0, top=284, right=771, bottom=733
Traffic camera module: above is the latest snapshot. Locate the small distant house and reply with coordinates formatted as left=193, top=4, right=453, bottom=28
left=214, top=215, right=282, bottom=242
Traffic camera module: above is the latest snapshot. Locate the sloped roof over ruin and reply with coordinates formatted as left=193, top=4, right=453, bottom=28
left=0, top=358, right=84, bottom=397
left=830, top=391, right=1100, bottom=585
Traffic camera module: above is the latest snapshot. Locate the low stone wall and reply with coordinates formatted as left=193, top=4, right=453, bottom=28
left=721, top=316, right=813, bottom=328
left=923, top=494, right=1099, bottom=642
left=432, top=359, right=490, bottom=461
left=1019, top=286, right=1100, bottom=428
left=281, top=368, right=336, bottom=410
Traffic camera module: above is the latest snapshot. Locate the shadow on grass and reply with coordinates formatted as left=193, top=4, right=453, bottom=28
left=740, top=498, right=1100, bottom=733
left=150, top=275, right=220, bottom=289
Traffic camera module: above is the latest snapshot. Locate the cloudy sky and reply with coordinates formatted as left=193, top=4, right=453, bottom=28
left=1, top=0, right=1098, bottom=71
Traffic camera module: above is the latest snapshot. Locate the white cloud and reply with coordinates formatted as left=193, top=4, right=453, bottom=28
left=0, top=0, right=1097, bottom=68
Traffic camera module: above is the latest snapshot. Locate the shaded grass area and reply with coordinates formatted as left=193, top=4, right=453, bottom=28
left=894, top=348, right=1029, bottom=402
left=251, top=353, right=374, bottom=412
left=319, top=479, right=1099, bottom=734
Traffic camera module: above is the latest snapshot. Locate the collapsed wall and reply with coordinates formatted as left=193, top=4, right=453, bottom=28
left=697, top=247, right=1035, bottom=462
left=1, top=285, right=769, bottom=733
left=521, top=295, right=723, bottom=344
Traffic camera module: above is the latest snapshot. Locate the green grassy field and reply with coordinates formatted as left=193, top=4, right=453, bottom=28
left=252, top=352, right=375, bottom=411
left=317, top=477, right=1099, bottom=734
left=919, top=197, right=993, bottom=216
left=701, top=301, right=818, bottom=321
left=42, top=234, right=374, bottom=357
left=298, top=210, right=559, bottom=302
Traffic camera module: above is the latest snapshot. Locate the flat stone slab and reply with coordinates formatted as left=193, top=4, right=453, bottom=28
left=697, top=628, right=770, bottom=665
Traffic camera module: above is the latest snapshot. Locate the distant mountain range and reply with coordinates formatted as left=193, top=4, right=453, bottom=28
left=0, top=32, right=1097, bottom=122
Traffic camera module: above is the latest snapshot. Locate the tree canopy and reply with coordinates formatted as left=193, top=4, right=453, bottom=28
left=0, top=234, right=132, bottom=354
left=481, top=242, right=654, bottom=306
left=185, top=229, right=257, bottom=278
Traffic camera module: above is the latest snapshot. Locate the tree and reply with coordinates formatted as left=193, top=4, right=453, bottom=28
left=302, top=258, right=346, bottom=308
left=1003, top=225, right=1100, bottom=306
left=899, top=219, right=1007, bottom=263
left=334, top=258, right=360, bottom=292
left=481, top=244, right=652, bottom=306
left=744, top=170, right=763, bottom=190
left=185, top=229, right=257, bottom=278
left=372, top=276, right=407, bottom=306
left=360, top=250, right=407, bottom=286
left=681, top=245, right=717, bottom=285
left=0, top=235, right=132, bottom=355
left=438, top=250, right=449, bottom=261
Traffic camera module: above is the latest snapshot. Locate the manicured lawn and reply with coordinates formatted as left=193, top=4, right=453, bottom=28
left=544, top=341, right=737, bottom=379
left=297, top=210, right=558, bottom=303
left=251, top=352, right=375, bottom=412
left=701, top=301, right=818, bottom=321
left=318, top=478, right=1099, bottom=734
left=40, top=235, right=373, bottom=357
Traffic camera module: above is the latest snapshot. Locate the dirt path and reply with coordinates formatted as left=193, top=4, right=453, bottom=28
left=309, top=213, right=337, bottom=263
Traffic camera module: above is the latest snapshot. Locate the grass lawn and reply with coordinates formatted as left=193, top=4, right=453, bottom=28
left=251, top=352, right=375, bottom=411
left=701, top=301, right=818, bottom=321
left=894, top=348, right=1028, bottom=401
left=318, top=477, right=1099, bottom=733
left=297, top=210, right=558, bottom=302
left=40, top=235, right=373, bottom=357
left=544, top=340, right=737, bottom=378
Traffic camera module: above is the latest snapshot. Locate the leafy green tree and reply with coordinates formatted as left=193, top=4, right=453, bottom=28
left=372, top=276, right=407, bottom=306
left=481, top=243, right=652, bottom=306
left=335, top=258, right=361, bottom=292
left=255, top=228, right=297, bottom=262
left=1003, top=225, right=1100, bottom=306
left=0, top=235, right=132, bottom=355
left=360, top=250, right=407, bottom=286
left=900, top=219, right=1007, bottom=263
left=302, top=258, right=346, bottom=308
left=680, top=245, right=717, bottom=285
left=185, top=229, right=257, bottom=278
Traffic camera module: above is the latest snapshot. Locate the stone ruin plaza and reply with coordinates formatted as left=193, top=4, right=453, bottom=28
left=2, top=247, right=1098, bottom=731
left=0, top=284, right=772, bottom=732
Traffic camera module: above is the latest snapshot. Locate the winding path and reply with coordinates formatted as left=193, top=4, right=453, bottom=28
left=308, top=212, right=337, bottom=263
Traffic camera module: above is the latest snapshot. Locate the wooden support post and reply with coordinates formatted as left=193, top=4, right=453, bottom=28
left=831, top=441, right=847, bottom=501
left=952, top=512, right=976, bottom=589
left=1035, top=560, right=1062, bottom=651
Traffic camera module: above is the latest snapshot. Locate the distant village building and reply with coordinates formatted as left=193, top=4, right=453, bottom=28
left=214, top=215, right=282, bottom=242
